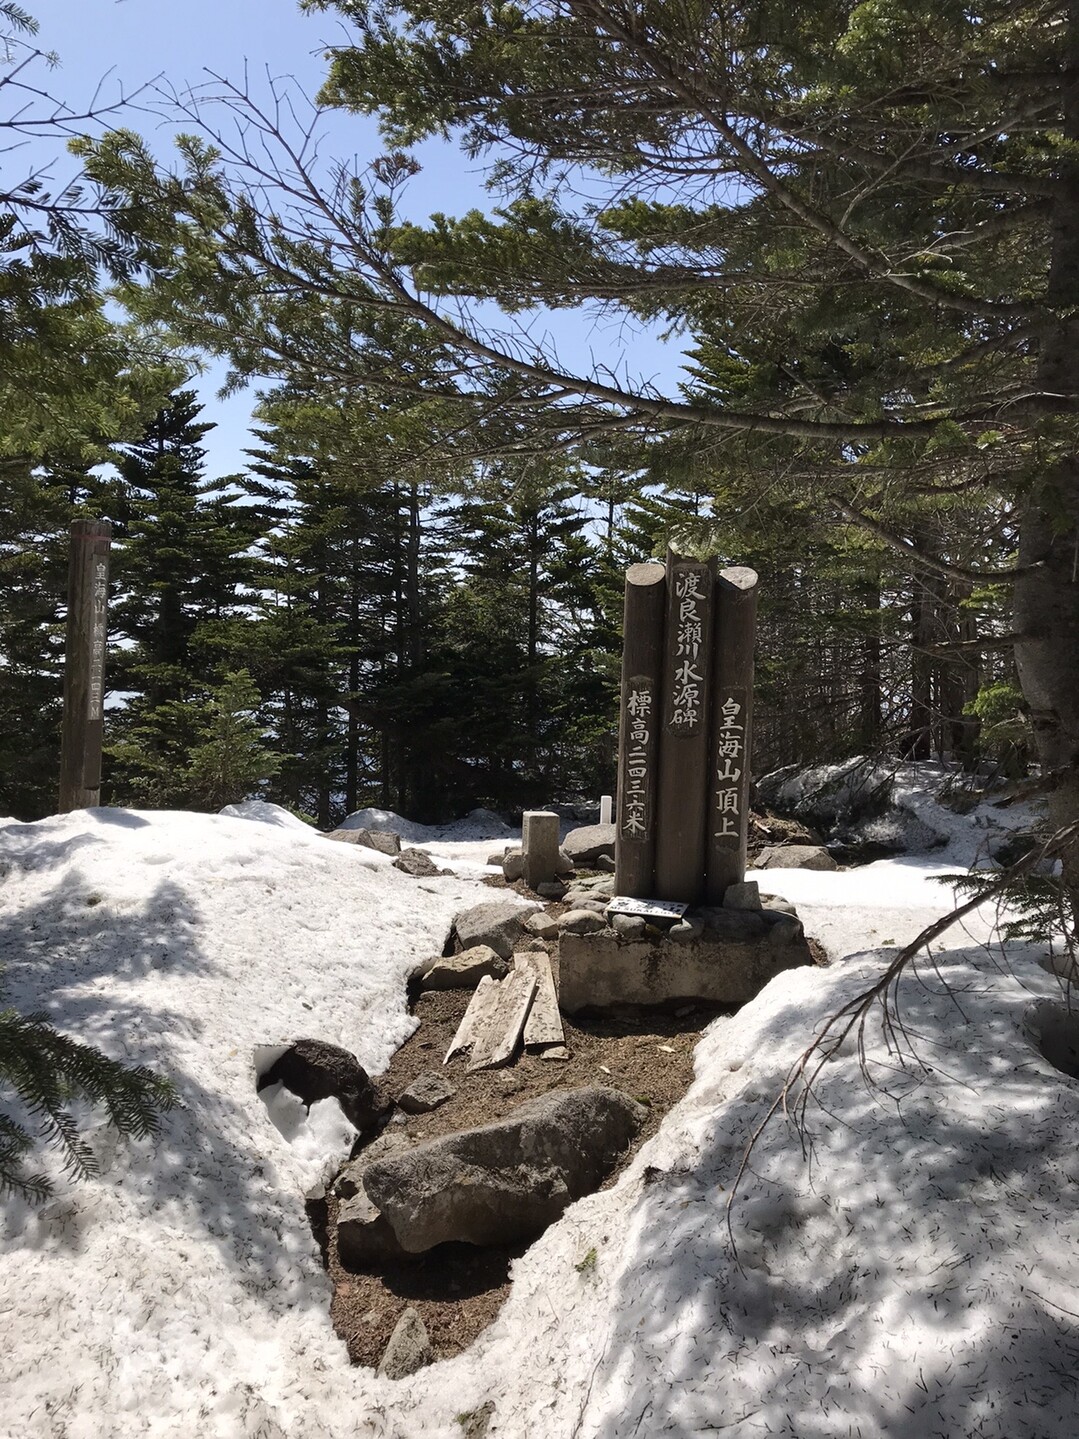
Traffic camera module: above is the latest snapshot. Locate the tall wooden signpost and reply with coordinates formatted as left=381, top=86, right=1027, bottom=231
left=614, top=549, right=758, bottom=904
left=58, top=520, right=112, bottom=812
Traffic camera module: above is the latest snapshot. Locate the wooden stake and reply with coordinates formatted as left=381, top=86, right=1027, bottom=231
left=614, top=561, right=666, bottom=898
left=706, top=566, right=759, bottom=901
left=58, top=520, right=111, bottom=813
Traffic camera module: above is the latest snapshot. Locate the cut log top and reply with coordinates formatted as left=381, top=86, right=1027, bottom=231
left=625, top=561, right=665, bottom=588
left=718, top=566, right=759, bottom=592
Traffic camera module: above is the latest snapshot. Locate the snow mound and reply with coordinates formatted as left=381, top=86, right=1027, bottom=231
left=2, top=803, right=1075, bottom=1437
left=219, top=799, right=314, bottom=830
left=339, top=805, right=514, bottom=843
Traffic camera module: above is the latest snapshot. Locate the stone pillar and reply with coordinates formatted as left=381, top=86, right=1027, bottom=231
left=522, top=810, right=561, bottom=888
left=706, top=566, right=758, bottom=901
left=600, top=794, right=613, bottom=825
left=654, top=551, right=715, bottom=902
left=58, top=520, right=111, bottom=813
left=614, top=561, right=665, bottom=898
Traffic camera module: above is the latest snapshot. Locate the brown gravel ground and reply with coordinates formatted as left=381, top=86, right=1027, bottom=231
left=312, top=865, right=826, bottom=1371
left=315, top=958, right=727, bottom=1369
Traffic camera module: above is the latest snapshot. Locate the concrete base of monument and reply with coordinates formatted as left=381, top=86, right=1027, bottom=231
left=558, top=906, right=814, bottom=1015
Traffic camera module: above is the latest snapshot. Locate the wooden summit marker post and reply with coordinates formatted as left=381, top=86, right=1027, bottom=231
left=654, top=550, right=715, bottom=903
left=614, top=562, right=665, bottom=898
left=58, top=520, right=112, bottom=812
left=706, top=567, right=759, bottom=902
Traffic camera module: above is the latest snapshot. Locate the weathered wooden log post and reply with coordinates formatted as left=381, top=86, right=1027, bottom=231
left=58, top=519, right=111, bottom=813
left=706, top=566, right=759, bottom=902
left=614, top=561, right=666, bottom=898
left=654, top=550, right=716, bottom=902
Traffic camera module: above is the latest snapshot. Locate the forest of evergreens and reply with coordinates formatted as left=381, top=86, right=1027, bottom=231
left=0, top=1, right=1061, bottom=833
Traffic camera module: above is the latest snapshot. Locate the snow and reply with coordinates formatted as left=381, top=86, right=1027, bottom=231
left=3, top=780, right=1078, bottom=1438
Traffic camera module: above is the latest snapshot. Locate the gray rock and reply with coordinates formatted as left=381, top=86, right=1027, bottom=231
left=501, top=850, right=525, bottom=881
left=536, top=880, right=568, bottom=900
left=558, top=908, right=608, bottom=935
left=486, top=848, right=510, bottom=866
left=666, top=915, right=705, bottom=945
left=754, top=844, right=838, bottom=871
left=420, top=945, right=509, bottom=990
left=723, top=880, right=762, bottom=910
left=555, top=847, right=576, bottom=874
left=338, top=1187, right=407, bottom=1268
left=562, top=823, right=617, bottom=866
left=326, top=827, right=401, bottom=856
left=594, top=854, right=616, bottom=873
left=258, top=1038, right=390, bottom=1140
left=398, top=1071, right=455, bottom=1114
left=831, top=810, right=946, bottom=862
left=451, top=900, right=541, bottom=960
left=393, top=847, right=446, bottom=877
left=362, top=1087, right=646, bottom=1251
left=522, top=910, right=559, bottom=940
left=610, top=913, right=647, bottom=939
left=756, top=758, right=894, bottom=833
left=334, top=1130, right=411, bottom=1200
left=378, top=1307, right=433, bottom=1380
left=759, top=894, right=798, bottom=917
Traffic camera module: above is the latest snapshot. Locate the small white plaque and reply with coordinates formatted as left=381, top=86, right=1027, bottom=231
left=606, top=896, right=688, bottom=921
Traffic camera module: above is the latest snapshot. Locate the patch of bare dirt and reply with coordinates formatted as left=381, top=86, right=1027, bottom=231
left=320, top=965, right=725, bottom=1369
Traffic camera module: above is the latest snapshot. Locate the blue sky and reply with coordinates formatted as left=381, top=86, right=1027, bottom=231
left=27, top=1, right=685, bottom=474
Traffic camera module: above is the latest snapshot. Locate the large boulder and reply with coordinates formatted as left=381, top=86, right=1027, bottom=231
left=561, top=823, right=616, bottom=867
left=258, top=1038, right=390, bottom=1140
left=756, top=757, right=894, bottom=833
left=450, top=900, right=541, bottom=960
left=362, top=1087, right=646, bottom=1252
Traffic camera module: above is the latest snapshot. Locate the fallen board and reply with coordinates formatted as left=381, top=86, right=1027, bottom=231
left=468, top=962, right=538, bottom=1072
left=443, top=974, right=500, bottom=1063
left=522, top=952, right=564, bottom=1049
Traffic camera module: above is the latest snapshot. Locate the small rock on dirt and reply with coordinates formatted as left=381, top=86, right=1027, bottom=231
left=522, top=910, right=559, bottom=940
left=378, top=1307, right=433, bottom=1379
left=420, top=945, right=510, bottom=990
left=723, top=880, right=762, bottom=910
left=398, top=1071, right=455, bottom=1114
left=258, top=1038, right=390, bottom=1140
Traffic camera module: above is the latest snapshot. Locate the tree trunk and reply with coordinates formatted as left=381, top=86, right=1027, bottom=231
left=1013, top=1, right=1079, bottom=916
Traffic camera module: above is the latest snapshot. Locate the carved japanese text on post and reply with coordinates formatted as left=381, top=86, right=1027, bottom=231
left=667, top=569, right=711, bottom=736
left=711, top=687, right=747, bottom=844
left=88, top=557, right=109, bottom=721
left=621, top=677, right=653, bottom=840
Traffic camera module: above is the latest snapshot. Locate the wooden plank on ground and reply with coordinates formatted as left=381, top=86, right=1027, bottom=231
left=468, top=962, right=537, bottom=1072
left=523, top=952, right=564, bottom=1050
left=444, top=974, right=499, bottom=1063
